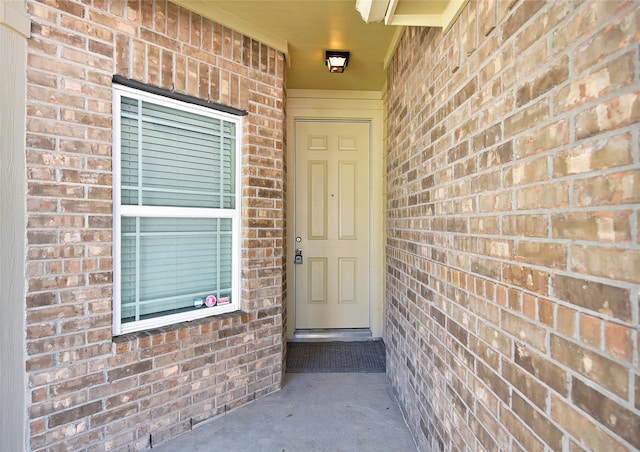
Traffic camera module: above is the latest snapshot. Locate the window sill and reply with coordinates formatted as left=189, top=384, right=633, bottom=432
left=113, top=309, right=250, bottom=343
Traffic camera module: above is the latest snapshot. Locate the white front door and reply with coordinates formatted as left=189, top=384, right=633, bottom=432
left=294, top=120, right=370, bottom=329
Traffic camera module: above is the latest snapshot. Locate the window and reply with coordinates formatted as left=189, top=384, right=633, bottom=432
left=112, top=84, right=241, bottom=335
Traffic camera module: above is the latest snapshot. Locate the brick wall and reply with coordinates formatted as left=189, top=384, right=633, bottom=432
left=385, top=0, right=639, bottom=450
left=25, top=0, right=285, bottom=450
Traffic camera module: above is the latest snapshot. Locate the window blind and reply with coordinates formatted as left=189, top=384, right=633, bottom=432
left=120, top=97, right=236, bottom=209
left=120, top=217, right=233, bottom=321
left=118, top=95, right=237, bottom=325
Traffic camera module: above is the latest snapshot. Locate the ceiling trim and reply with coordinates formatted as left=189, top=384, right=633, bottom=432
left=385, top=0, right=469, bottom=31
left=288, top=89, right=383, bottom=100
left=355, top=0, right=389, bottom=23
left=383, top=26, right=405, bottom=70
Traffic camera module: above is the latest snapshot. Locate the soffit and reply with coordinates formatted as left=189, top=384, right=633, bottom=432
left=172, top=0, right=466, bottom=91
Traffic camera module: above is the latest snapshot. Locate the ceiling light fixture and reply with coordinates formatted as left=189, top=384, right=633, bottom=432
left=325, top=51, right=350, bottom=73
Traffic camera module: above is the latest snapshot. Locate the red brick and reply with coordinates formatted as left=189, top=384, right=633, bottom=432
left=30, top=418, right=45, bottom=437
left=511, top=155, right=547, bottom=186
left=515, top=121, right=569, bottom=158
left=478, top=323, right=513, bottom=356
left=48, top=401, right=102, bottom=428
left=479, top=91, right=514, bottom=127
left=503, top=264, right=549, bottom=295
left=503, top=214, right=547, bottom=238
left=515, top=182, right=569, bottom=210
left=50, top=373, right=105, bottom=398
left=537, top=298, right=554, bottom=327
left=555, top=52, right=635, bottom=114
left=59, top=199, right=112, bottom=214
left=131, top=38, right=146, bottom=81
left=478, top=0, right=496, bottom=37
left=551, top=335, right=628, bottom=398
left=552, top=0, right=631, bottom=57
left=516, top=56, right=569, bottom=107
left=495, top=0, right=517, bottom=21
left=522, top=293, right=536, bottom=319
left=552, top=274, right=631, bottom=321
left=572, top=245, right=640, bottom=284
left=502, top=311, right=547, bottom=352
left=479, top=191, right=511, bottom=212
left=91, top=404, right=140, bottom=429
left=512, top=39, right=547, bottom=88
left=551, top=395, right=628, bottom=452
left=573, top=6, right=640, bottom=75
left=502, top=359, right=547, bottom=411
left=556, top=133, right=633, bottom=177
left=604, top=322, right=633, bottom=363
left=515, top=345, right=566, bottom=397
left=504, top=98, right=550, bottom=138
left=106, top=386, right=152, bottom=410
left=499, top=406, right=545, bottom=451
left=469, top=215, right=499, bottom=236
left=514, top=1, right=569, bottom=55
left=511, top=392, right=562, bottom=450
left=576, top=91, right=640, bottom=140
left=515, top=240, right=566, bottom=269
left=578, top=313, right=601, bottom=349
left=28, top=183, right=84, bottom=198
left=26, top=354, right=56, bottom=372
left=552, top=210, right=631, bottom=243
left=572, top=377, right=640, bottom=449
left=502, top=0, right=545, bottom=40
left=28, top=274, right=85, bottom=292
left=27, top=1, right=57, bottom=22
left=477, top=361, right=509, bottom=404
left=478, top=237, right=512, bottom=259
left=60, top=14, right=114, bottom=42
left=573, top=169, right=640, bottom=208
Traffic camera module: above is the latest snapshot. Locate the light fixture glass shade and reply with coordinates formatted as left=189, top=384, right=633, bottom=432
left=325, top=51, right=349, bottom=73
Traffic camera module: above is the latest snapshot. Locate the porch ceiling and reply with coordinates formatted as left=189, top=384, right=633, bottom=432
left=172, top=0, right=466, bottom=91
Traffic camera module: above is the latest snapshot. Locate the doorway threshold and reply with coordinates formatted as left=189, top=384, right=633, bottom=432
left=291, top=328, right=375, bottom=342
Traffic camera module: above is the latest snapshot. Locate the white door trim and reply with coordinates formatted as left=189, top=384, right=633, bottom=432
left=285, top=90, right=386, bottom=339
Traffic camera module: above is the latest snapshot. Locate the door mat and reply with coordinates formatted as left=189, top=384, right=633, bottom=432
left=286, top=341, right=386, bottom=373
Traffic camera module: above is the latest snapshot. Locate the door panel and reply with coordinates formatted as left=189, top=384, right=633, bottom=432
left=295, top=120, right=370, bottom=329
left=338, top=161, right=357, bottom=239
left=308, top=161, right=328, bottom=239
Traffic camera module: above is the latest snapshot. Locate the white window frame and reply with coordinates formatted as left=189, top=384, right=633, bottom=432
left=112, top=84, right=242, bottom=335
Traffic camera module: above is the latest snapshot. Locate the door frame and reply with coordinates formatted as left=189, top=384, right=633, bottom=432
left=285, top=89, right=386, bottom=339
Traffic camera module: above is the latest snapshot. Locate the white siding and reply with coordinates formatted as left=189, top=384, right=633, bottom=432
left=0, top=1, right=28, bottom=449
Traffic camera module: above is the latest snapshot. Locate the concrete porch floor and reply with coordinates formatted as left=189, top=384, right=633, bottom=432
left=151, top=373, right=417, bottom=451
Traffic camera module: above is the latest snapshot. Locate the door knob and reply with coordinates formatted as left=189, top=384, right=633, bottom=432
left=294, top=248, right=303, bottom=265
